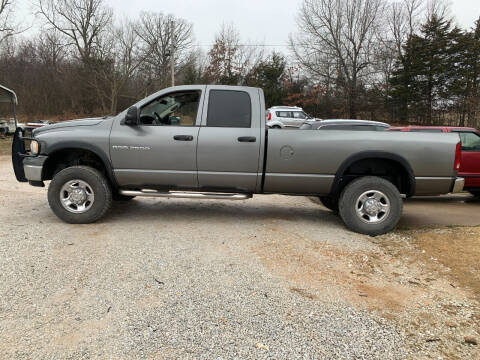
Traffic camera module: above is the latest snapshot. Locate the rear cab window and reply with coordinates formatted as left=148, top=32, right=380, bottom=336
left=207, top=90, right=251, bottom=128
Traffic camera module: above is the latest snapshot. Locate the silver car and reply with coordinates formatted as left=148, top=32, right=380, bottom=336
left=300, top=119, right=390, bottom=131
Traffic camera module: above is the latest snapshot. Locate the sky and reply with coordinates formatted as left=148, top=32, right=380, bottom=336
left=14, top=0, right=480, bottom=55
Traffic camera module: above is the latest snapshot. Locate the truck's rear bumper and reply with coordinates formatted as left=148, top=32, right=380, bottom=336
left=451, top=177, right=465, bottom=193
left=23, top=155, right=48, bottom=181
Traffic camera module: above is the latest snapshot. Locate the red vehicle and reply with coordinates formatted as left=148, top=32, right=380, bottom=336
left=388, top=126, right=480, bottom=197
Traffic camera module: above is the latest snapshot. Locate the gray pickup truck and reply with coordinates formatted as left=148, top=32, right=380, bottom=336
left=13, top=85, right=464, bottom=235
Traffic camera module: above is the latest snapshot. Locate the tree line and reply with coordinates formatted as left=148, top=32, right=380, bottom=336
left=0, top=0, right=479, bottom=128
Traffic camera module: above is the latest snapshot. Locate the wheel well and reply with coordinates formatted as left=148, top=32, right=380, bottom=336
left=333, top=158, right=414, bottom=197
left=43, top=149, right=108, bottom=182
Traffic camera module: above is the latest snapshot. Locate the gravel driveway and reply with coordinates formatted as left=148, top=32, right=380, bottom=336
left=0, top=155, right=478, bottom=359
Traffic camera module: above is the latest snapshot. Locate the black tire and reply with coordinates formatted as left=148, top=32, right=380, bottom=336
left=319, top=196, right=339, bottom=212
left=112, top=192, right=136, bottom=201
left=339, top=176, right=403, bottom=236
left=271, top=125, right=281, bottom=129
left=469, top=191, right=480, bottom=198
left=48, top=166, right=112, bottom=224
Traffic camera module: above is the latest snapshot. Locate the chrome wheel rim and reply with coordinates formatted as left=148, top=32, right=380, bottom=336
left=60, top=180, right=95, bottom=214
left=355, top=190, right=390, bottom=224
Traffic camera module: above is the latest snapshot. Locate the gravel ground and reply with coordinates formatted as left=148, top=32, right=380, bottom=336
left=0, top=155, right=478, bottom=359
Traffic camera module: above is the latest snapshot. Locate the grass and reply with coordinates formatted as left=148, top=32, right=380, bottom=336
left=0, top=135, right=12, bottom=156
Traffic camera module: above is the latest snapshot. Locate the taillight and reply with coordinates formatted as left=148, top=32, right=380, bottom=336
left=454, top=142, right=461, bottom=171
left=267, top=112, right=271, bottom=121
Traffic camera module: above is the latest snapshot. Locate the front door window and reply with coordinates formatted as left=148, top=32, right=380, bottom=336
left=139, top=91, right=201, bottom=126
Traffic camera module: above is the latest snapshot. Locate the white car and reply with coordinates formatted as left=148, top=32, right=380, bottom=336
left=266, top=106, right=316, bottom=129
left=0, top=118, right=26, bottom=134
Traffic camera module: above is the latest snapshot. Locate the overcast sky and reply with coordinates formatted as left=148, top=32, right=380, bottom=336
left=16, top=0, right=480, bottom=54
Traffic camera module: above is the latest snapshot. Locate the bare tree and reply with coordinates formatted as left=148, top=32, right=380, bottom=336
left=93, top=20, right=147, bottom=114
left=290, top=0, right=385, bottom=118
left=389, top=0, right=423, bottom=56
left=136, top=12, right=194, bottom=90
left=37, top=30, right=67, bottom=70
left=425, top=0, right=451, bottom=22
left=371, top=0, right=422, bottom=102
left=36, top=0, right=112, bottom=63
left=0, top=0, right=15, bottom=44
left=205, top=24, right=264, bottom=85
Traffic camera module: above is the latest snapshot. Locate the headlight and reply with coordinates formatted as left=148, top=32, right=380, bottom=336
left=30, top=140, right=40, bottom=155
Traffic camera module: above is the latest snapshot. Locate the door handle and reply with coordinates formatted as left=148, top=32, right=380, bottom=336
left=238, top=136, right=256, bottom=143
left=174, top=135, right=194, bottom=141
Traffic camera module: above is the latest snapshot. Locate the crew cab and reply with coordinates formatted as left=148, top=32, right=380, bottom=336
left=13, top=85, right=464, bottom=236
left=388, top=126, right=480, bottom=197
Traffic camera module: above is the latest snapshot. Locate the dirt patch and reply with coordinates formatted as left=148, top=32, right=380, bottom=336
left=410, top=227, right=480, bottom=300
left=376, top=227, right=480, bottom=359
left=0, top=136, right=12, bottom=156
left=254, top=225, right=421, bottom=312
left=253, top=224, right=480, bottom=359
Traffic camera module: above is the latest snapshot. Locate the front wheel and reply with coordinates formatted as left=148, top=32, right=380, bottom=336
left=319, top=196, right=339, bottom=212
left=339, top=176, right=403, bottom=236
left=48, top=166, right=112, bottom=224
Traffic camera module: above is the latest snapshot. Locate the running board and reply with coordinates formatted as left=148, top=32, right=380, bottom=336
left=119, top=189, right=252, bottom=200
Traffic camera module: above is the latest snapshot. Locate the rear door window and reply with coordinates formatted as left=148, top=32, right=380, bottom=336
left=276, top=111, right=292, bottom=118
left=455, top=132, right=480, bottom=151
left=207, top=90, right=251, bottom=128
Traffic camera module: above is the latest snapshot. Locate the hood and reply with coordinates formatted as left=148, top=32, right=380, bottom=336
left=33, top=117, right=108, bottom=135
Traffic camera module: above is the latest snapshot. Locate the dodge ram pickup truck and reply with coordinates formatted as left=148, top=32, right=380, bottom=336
left=12, top=85, right=464, bottom=235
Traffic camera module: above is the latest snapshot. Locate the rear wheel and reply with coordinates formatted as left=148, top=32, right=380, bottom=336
left=339, top=176, right=403, bottom=236
left=48, top=166, right=112, bottom=224
left=319, top=196, right=339, bottom=212
left=271, top=125, right=281, bottom=129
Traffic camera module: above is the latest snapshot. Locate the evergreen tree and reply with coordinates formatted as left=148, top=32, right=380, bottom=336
left=246, top=52, right=286, bottom=107
left=390, top=15, right=457, bottom=125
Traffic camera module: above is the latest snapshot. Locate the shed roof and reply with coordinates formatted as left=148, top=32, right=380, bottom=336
left=0, top=85, right=17, bottom=104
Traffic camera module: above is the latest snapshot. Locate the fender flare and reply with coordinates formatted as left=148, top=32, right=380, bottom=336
left=331, top=151, right=416, bottom=197
left=43, top=141, right=118, bottom=188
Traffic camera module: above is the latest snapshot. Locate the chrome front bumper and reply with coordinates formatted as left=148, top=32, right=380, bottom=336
left=24, top=164, right=43, bottom=181
left=452, top=177, right=465, bottom=193
left=23, top=155, right=48, bottom=182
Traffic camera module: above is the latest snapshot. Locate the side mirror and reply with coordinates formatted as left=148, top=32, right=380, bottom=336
left=123, top=106, right=139, bottom=126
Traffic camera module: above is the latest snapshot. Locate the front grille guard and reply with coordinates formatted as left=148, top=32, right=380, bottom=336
left=12, top=127, right=38, bottom=182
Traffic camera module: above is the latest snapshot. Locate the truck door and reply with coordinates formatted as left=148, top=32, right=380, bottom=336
left=110, top=87, right=205, bottom=189
left=455, top=131, right=480, bottom=189
left=196, top=86, right=262, bottom=193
